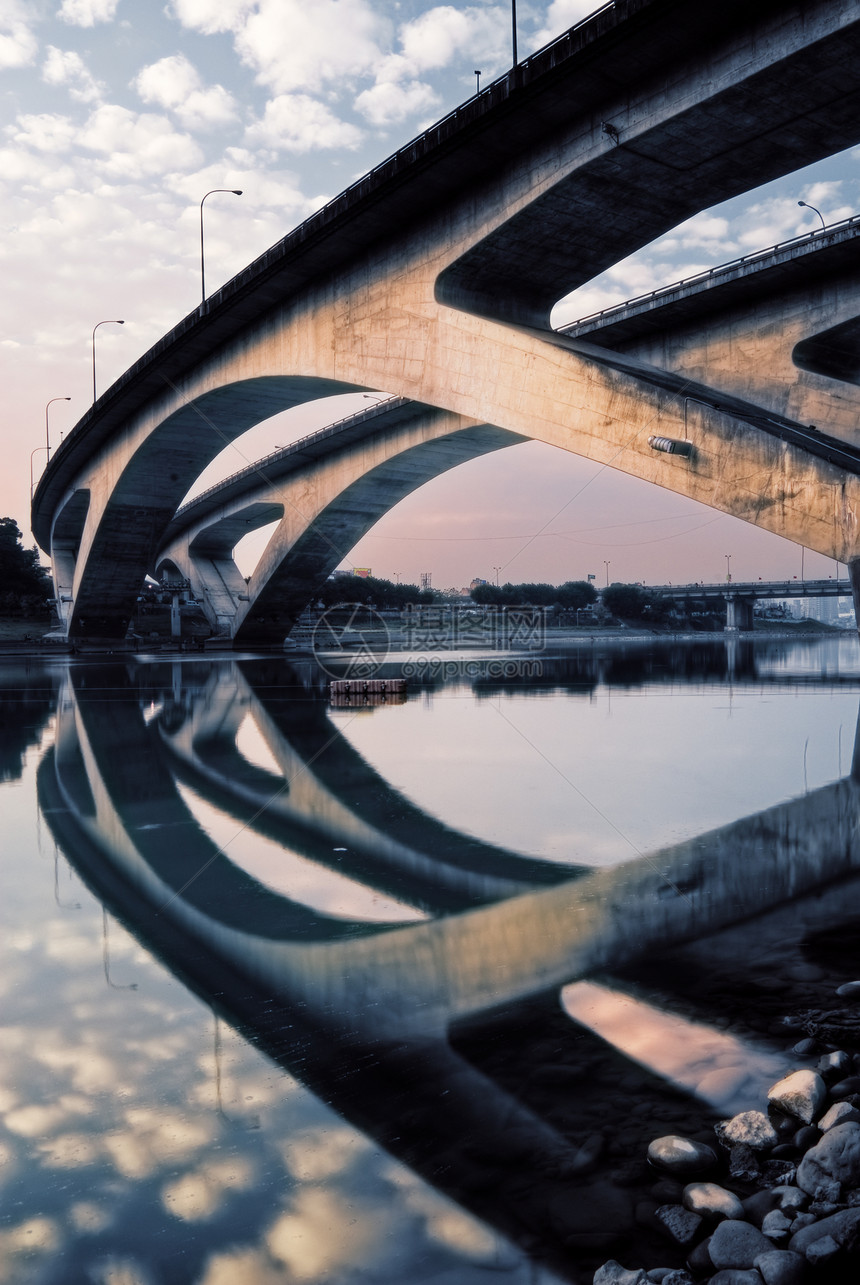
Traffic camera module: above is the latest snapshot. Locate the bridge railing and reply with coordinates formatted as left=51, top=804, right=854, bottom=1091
left=175, top=396, right=404, bottom=517
left=560, top=213, right=860, bottom=333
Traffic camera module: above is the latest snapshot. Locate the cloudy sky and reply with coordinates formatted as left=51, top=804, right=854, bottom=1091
left=3, top=0, right=860, bottom=590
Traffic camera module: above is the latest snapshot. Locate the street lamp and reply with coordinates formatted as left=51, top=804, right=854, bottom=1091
left=798, top=200, right=826, bottom=231
left=92, top=320, right=124, bottom=402
left=474, top=69, right=481, bottom=94
left=604, top=560, right=611, bottom=586
left=45, top=396, right=70, bottom=463
left=200, top=188, right=243, bottom=302
left=725, top=554, right=732, bottom=583
left=493, top=565, right=501, bottom=585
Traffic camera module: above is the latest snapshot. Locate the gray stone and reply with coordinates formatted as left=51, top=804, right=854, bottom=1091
left=729, top=1143, right=761, bottom=1184
left=654, top=1274, right=694, bottom=1285
left=753, top=1249, right=805, bottom=1285
left=683, top=1182, right=744, bottom=1221
left=761, top=1210, right=791, bottom=1241
left=819, top=1101, right=860, bottom=1131
left=788, top=1213, right=816, bottom=1233
left=654, top=1204, right=702, bottom=1247
left=771, top=1186, right=807, bottom=1214
left=789, top=1205, right=860, bottom=1254
left=767, top=1070, right=826, bottom=1125
left=709, top=1219, right=774, bottom=1269
left=818, top=1050, right=853, bottom=1082
left=805, top=1233, right=840, bottom=1265
left=709, top=1273, right=764, bottom=1284
left=796, top=1121, right=860, bottom=1198
left=836, top=981, right=860, bottom=1000
left=716, top=1111, right=778, bottom=1152
left=593, top=1262, right=649, bottom=1285
left=647, top=1135, right=717, bottom=1176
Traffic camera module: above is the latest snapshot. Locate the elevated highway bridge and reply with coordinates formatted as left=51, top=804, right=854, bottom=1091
left=30, top=0, right=860, bottom=645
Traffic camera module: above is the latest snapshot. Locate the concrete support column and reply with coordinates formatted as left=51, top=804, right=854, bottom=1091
left=849, top=559, right=860, bottom=643
left=725, top=594, right=754, bottom=632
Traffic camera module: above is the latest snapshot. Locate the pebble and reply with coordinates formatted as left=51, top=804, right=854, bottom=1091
left=683, top=1183, right=744, bottom=1221
left=593, top=1261, right=649, bottom=1284
left=829, top=1074, right=860, bottom=1100
left=789, top=1037, right=819, bottom=1057
left=654, top=1204, right=702, bottom=1247
left=753, top=1249, right=805, bottom=1285
left=819, top=1100, right=860, bottom=1130
left=791, top=1125, right=820, bottom=1153
left=796, top=1120, right=860, bottom=1198
left=788, top=1204, right=860, bottom=1254
left=715, top=1111, right=777, bottom=1152
left=804, top=1232, right=839, bottom=1264
left=760, top=1209, right=791, bottom=1241
left=647, top=1136, right=717, bottom=1176
left=835, top=980, right=860, bottom=999
left=594, top=1036, right=860, bottom=1285
left=817, top=1049, right=853, bottom=1081
left=708, top=1219, right=773, bottom=1270
left=766, top=1070, right=826, bottom=1125
left=728, top=1143, right=760, bottom=1184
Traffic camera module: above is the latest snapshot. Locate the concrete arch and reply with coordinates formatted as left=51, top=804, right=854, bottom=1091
left=158, top=399, right=521, bottom=642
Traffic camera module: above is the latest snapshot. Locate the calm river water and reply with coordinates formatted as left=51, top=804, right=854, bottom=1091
left=3, top=635, right=860, bottom=1284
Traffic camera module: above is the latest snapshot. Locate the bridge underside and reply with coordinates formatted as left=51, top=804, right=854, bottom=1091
left=30, top=0, right=860, bottom=643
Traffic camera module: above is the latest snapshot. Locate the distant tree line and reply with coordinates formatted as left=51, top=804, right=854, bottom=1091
left=0, top=519, right=51, bottom=618
left=316, top=575, right=437, bottom=608
left=470, top=580, right=598, bottom=608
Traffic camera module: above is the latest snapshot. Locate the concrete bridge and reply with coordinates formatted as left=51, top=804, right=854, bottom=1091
left=647, top=575, right=852, bottom=629
left=30, top=0, right=860, bottom=644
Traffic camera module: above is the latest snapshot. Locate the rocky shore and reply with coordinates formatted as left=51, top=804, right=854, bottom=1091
left=594, top=988, right=860, bottom=1284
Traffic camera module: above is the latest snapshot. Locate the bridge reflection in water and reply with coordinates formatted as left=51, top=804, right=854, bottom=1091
left=38, top=653, right=860, bottom=1277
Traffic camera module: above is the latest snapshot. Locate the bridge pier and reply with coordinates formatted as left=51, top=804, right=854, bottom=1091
left=724, top=593, right=754, bottom=633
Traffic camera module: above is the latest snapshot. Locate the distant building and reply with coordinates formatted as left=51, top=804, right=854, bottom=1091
left=470, top=578, right=488, bottom=590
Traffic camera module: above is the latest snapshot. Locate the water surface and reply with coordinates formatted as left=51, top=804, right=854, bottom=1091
left=3, top=637, right=860, bottom=1283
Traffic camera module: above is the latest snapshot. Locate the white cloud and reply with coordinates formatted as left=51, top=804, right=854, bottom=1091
left=168, top=0, right=254, bottom=36
left=135, top=55, right=238, bottom=131
left=398, top=5, right=506, bottom=74
left=42, top=47, right=103, bottom=103
left=78, top=104, right=203, bottom=177
left=57, top=0, right=120, bottom=26
left=0, top=1, right=37, bottom=69
left=533, top=0, right=608, bottom=49
left=236, top=0, right=385, bottom=93
left=7, top=112, right=77, bottom=153
left=245, top=94, right=362, bottom=152
left=355, top=78, right=439, bottom=127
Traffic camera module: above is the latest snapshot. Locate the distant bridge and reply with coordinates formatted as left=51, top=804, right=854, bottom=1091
left=648, top=577, right=852, bottom=629
left=31, top=0, right=860, bottom=644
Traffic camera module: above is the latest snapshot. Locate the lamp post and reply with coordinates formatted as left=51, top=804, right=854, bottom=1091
left=474, top=69, right=481, bottom=94
left=493, top=565, right=501, bottom=585
left=45, top=396, right=70, bottom=464
left=604, top=560, right=611, bottom=586
left=30, top=447, right=48, bottom=500
left=200, top=188, right=243, bottom=302
left=798, top=200, right=826, bottom=231
left=725, top=553, right=732, bottom=583
left=92, top=320, right=124, bottom=402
